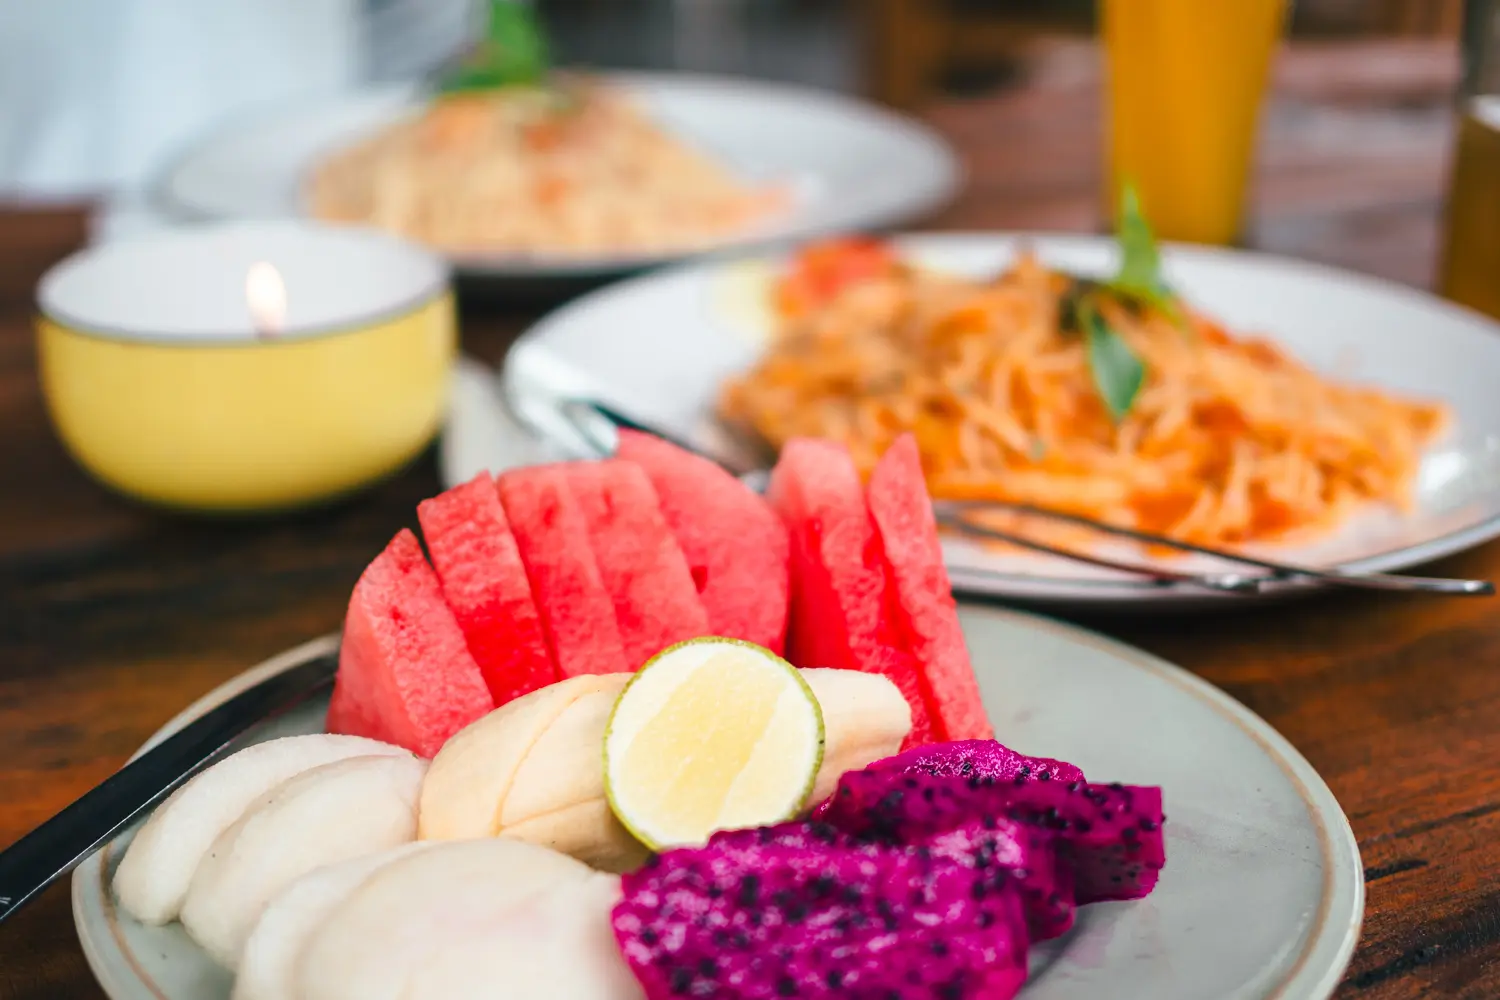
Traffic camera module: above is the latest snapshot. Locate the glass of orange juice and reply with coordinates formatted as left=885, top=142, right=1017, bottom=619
left=1101, top=0, right=1290, bottom=246
left=1438, top=1, right=1500, bottom=320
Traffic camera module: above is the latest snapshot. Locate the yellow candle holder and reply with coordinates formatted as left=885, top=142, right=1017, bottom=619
left=36, top=221, right=456, bottom=513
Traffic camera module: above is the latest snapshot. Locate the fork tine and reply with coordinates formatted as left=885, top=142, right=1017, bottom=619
left=936, top=499, right=1493, bottom=595
left=932, top=510, right=1263, bottom=593
left=936, top=498, right=1270, bottom=566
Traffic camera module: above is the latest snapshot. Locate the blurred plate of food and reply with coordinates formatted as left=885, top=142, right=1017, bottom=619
left=148, top=72, right=958, bottom=281
left=481, top=225, right=1500, bottom=607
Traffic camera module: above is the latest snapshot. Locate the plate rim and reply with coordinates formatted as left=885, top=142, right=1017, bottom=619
left=498, top=230, right=1500, bottom=605
left=71, top=635, right=340, bottom=1000
left=146, top=71, right=962, bottom=278
left=71, top=611, right=1363, bottom=1000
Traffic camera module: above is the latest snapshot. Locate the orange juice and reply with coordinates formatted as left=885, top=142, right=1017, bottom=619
left=1102, top=0, right=1288, bottom=245
left=1440, top=98, right=1500, bottom=320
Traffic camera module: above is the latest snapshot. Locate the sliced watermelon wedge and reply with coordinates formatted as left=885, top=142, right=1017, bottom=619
left=417, top=473, right=557, bottom=706
left=328, top=529, right=495, bottom=758
left=868, top=435, right=993, bottom=741
left=615, top=430, right=789, bottom=654
left=498, top=465, right=631, bottom=677
left=768, top=438, right=934, bottom=747
left=566, top=459, right=710, bottom=670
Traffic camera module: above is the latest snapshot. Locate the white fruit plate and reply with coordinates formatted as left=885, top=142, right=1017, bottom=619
left=73, top=607, right=1362, bottom=1000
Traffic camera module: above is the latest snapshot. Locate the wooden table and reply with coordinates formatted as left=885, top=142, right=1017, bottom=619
left=1, top=39, right=1494, bottom=1000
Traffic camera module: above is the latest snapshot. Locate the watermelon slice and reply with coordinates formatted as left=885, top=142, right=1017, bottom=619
left=566, top=460, right=711, bottom=670
left=417, top=473, right=557, bottom=706
left=768, top=438, right=935, bottom=747
left=868, top=435, right=993, bottom=741
left=615, top=430, right=789, bottom=654
left=327, top=529, right=495, bottom=758
left=498, top=465, right=631, bottom=677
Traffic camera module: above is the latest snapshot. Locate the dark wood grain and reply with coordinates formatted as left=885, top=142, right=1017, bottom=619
left=860, top=0, right=1463, bottom=109
left=0, top=38, right=1491, bottom=1000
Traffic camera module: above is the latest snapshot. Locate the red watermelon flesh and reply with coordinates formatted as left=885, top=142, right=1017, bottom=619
left=417, top=473, right=557, bottom=706
left=868, top=435, right=993, bottom=742
left=327, top=528, right=496, bottom=758
left=768, top=438, right=935, bottom=747
left=498, top=465, right=631, bottom=677
left=615, top=430, right=789, bottom=654
left=325, top=680, right=392, bottom=748
left=566, top=460, right=711, bottom=670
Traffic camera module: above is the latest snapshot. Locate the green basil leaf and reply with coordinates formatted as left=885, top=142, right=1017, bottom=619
left=441, top=1, right=549, bottom=94
left=1081, top=298, right=1146, bottom=422
left=1113, top=183, right=1163, bottom=293
left=1106, top=181, right=1184, bottom=324
left=1105, top=277, right=1185, bottom=326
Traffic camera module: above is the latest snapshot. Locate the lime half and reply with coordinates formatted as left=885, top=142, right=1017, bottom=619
left=603, top=637, right=825, bottom=851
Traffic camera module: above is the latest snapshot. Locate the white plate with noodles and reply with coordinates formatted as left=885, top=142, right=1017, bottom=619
left=474, top=231, right=1500, bottom=607
left=149, top=73, right=958, bottom=280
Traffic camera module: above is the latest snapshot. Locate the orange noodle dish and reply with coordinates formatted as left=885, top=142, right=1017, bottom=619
left=307, top=79, right=788, bottom=257
left=719, top=230, right=1449, bottom=548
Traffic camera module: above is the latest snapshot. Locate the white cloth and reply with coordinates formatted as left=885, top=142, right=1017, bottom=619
left=0, top=0, right=361, bottom=198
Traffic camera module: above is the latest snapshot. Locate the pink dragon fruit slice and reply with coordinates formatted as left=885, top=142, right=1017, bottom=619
left=613, top=824, right=1031, bottom=1000
left=926, top=820, right=1076, bottom=941
left=863, top=739, right=1086, bottom=785
left=809, top=740, right=1084, bottom=825
left=704, top=818, right=1073, bottom=943
left=821, top=771, right=1166, bottom=904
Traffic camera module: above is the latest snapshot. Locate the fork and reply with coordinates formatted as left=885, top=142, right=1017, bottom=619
left=557, top=399, right=1494, bottom=597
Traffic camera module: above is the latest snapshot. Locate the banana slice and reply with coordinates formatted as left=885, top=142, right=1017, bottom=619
left=801, top=668, right=912, bottom=804
left=418, top=667, right=911, bottom=868
left=419, top=673, right=645, bottom=869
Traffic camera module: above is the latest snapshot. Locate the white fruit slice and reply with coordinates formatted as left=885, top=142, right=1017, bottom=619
left=495, top=686, right=646, bottom=870
left=114, top=734, right=409, bottom=925
left=295, top=838, right=598, bottom=1000
left=418, top=673, right=631, bottom=842
left=604, top=638, right=825, bottom=850
left=401, top=873, right=643, bottom=1000
left=500, top=687, right=619, bottom=825
left=180, top=753, right=426, bottom=970
left=417, top=666, right=898, bottom=870
left=800, top=668, right=912, bottom=804
left=231, top=842, right=437, bottom=1000
left=502, top=798, right=651, bottom=873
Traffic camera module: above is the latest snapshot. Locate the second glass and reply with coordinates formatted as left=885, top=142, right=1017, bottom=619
left=1101, top=0, right=1289, bottom=245
left=1438, top=0, right=1500, bottom=320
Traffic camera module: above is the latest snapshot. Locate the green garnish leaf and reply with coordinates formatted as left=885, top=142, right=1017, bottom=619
left=1080, top=298, right=1146, bottom=422
left=1057, top=182, right=1165, bottom=418
left=1058, top=277, right=1100, bottom=335
left=440, top=1, right=550, bottom=94
left=1104, top=181, right=1183, bottom=324
left=1112, top=183, right=1164, bottom=295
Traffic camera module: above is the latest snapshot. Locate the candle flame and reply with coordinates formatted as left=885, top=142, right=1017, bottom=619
left=245, top=261, right=287, bottom=336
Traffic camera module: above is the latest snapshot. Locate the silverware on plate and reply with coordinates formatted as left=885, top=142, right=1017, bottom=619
left=559, top=399, right=1494, bottom=598
left=0, top=651, right=336, bottom=927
